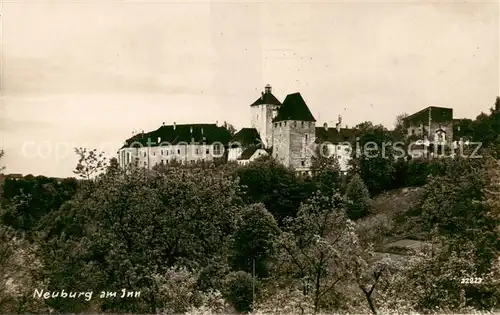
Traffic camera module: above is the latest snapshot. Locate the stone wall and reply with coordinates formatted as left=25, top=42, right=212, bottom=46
left=272, top=120, right=315, bottom=170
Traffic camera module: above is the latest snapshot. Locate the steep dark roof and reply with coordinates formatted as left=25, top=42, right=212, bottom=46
left=315, top=127, right=357, bottom=143
left=250, top=92, right=282, bottom=107
left=231, top=128, right=262, bottom=148
left=273, top=93, right=316, bottom=122
left=121, top=124, right=232, bottom=149
left=238, top=147, right=258, bottom=160
left=405, top=106, right=453, bottom=125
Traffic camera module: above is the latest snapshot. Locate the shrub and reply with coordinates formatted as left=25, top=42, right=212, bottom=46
left=223, top=271, right=255, bottom=313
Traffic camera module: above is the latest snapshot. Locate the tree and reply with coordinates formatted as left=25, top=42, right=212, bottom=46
left=0, top=150, right=5, bottom=172
left=223, top=271, right=254, bottom=313
left=37, top=166, right=241, bottom=313
left=277, top=191, right=359, bottom=312
left=393, top=113, right=409, bottom=141
left=0, top=158, right=48, bottom=313
left=349, top=122, right=396, bottom=196
left=106, top=157, right=120, bottom=176
left=235, top=156, right=313, bottom=225
left=384, top=236, right=499, bottom=313
left=354, top=251, right=398, bottom=314
left=310, top=147, right=341, bottom=195
left=73, top=147, right=108, bottom=180
left=345, top=174, right=371, bottom=220
left=223, top=122, right=237, bottom=137
left=1, top=176, right=78, bottom=235
left=397, top=152, right=500, bottom=311
left=418, top=154, right=499, bottom=273
left=230, top=203, right=280, bottom=278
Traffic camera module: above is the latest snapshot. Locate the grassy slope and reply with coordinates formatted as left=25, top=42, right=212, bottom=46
left=357, top=186, right=428, bottom=254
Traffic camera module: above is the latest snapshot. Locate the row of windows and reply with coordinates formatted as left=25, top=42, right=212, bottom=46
left=142, top=159, right=206, bottom=166
left=138, top=146, right=223, bottom=157
left=274, top=121, right=313, bottom=128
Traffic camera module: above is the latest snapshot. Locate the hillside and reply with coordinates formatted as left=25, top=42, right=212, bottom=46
left=357, top=186, right=429, bottom=261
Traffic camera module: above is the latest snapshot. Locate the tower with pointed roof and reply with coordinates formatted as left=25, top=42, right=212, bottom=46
left=271, top=92, right=316, bottom=172
left=250, top=84, right=282, bottom=148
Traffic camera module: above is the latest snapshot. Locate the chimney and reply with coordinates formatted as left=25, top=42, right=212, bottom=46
left=323, top=122, right=328, bottom=131
left=173, top=122, right=176, bottom=130
left=336, top=122, right=341, bottom=133
left=190, top=126, right=193, bottom=134
left=162, top=122, right=165, bottom=126
left=216, top=120, right=219, bottom=127
left=201, top=127, right=204, bottom=135
left=265, top=84, right=272, bottom=94
left=260, top=92, right=264, bottom=100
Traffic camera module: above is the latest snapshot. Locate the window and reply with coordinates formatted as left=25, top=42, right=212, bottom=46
left=206, top=148, right=210, bottom=154
left=196, top=148, right=199, bottom=154
left=161, top=150, right=163, bottom=155
left=279, top=122, right=282, bottom=127
left=167, top=150, right=169, bottom=155
left=161, top=159, right=164, bottom=164
left=301, top=161, right=305, bottom=167
left=144, top=152, right=146, bottom=157
left=284, top=121, right=287, bottom=126
left=305, top=134, right=309, bottom=142
left=213, top=144, right=222, bottom=155
left=144, top=161, right=147, bottom=166
left=153, top=152, right=155, bottom=156
left=177, top=149, right=181, bottom=154
left=301, top=122, right=304, bottom=127
left=294, top=121, right=297, bottom=127
left=322, top=145, right=329, bottom=156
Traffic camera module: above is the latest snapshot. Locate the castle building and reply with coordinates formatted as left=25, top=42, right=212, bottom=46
left=230, top=85, right=355, bottom=173
left=405, top=106, right=454, bottom=144
left=118, top=85, right=355, bottom=173
left=117, top=123, right=232, bottom=169
left=403, top=106, right=462, bottom=158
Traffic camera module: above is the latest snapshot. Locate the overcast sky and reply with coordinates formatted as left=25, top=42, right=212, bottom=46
left=1, top=0, right=499, bottom=177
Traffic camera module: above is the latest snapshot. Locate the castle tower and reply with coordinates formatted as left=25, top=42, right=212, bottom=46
left=250, top=84, right=282, bottom=148
left=272, top=93, right=316, bottom=171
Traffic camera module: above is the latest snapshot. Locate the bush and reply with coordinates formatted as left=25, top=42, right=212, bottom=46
left=345, top=174, right=371, bottom=220
left=223, top=271, right=255, bottom=313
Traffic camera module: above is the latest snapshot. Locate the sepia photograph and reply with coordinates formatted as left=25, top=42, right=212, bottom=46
left=0, top=0, right=499, bottom=314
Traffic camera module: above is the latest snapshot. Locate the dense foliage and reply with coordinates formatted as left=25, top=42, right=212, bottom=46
left=1, top=102, right=500, bottom=314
